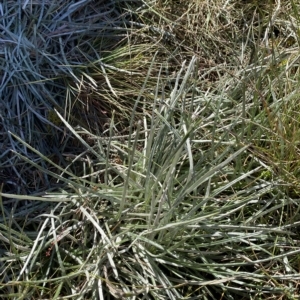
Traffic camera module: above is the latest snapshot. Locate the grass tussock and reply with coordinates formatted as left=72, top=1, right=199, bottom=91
left=1, top=0, right=300, bottom=299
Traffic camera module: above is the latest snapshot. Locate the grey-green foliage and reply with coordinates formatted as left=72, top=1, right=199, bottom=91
left=1, top=54, right=299, bottom=299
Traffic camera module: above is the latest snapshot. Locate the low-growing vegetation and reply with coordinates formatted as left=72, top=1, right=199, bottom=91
left=1, top=0, right=300, bottom=299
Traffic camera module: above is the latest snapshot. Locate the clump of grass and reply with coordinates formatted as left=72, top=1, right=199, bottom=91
left=0, top=0, right=147, bottom=194
left=2, top=0, right=300, bottom=299
left=2, top=57, right=300, bottom=299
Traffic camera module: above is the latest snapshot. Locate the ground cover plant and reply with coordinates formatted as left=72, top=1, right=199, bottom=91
left=1, top=0, right=300, bottom=299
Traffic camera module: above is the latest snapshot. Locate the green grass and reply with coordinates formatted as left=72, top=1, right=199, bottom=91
left=1, top=0, right=300, bottom=299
